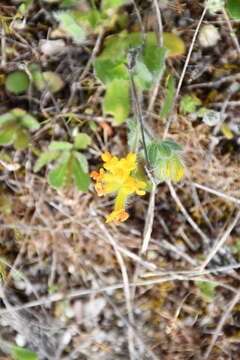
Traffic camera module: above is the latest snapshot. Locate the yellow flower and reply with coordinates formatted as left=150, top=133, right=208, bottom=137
left=91, top=152, right=146, bottom=225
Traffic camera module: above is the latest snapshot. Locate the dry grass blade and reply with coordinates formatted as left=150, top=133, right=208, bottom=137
left=199, top=210, right=240, bottom=270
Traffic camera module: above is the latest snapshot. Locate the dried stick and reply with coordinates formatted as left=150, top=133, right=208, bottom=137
left=199, top=210, right=240, bottom=270
left=193, top=182, right=240, bottom=205
left=164, top=6, right=207, bottom=138
left=203, top=289, right=240, bottom=359
left=0, top=275, right=237, bottom=316
left=94, top=217, right=136, bottom=360
left=222, top=7, right=240, bottom=56
left=167, top=181, right=211, bottom=246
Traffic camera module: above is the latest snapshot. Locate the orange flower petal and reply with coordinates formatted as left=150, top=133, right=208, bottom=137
left=106, top=209, right=129, bottom=225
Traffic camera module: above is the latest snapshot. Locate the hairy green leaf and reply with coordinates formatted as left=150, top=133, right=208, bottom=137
left=160, top=74, right=175, bottom=121
left=48, top=162, right=69, bottom=188
left=48, top=141, right=73, bottom=151
left=103, top=79, right=129, bottom=125
left=74, top=133, right=91, bottom=149
left=72, top=157, right=90, bottom=191
left=34, top=151, right=60, bottom=172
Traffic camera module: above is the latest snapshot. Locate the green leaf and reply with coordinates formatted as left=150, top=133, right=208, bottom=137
left=60, top=0, right=80, bottom=7
left=14, top=129, right=30, bottom=150
left=5, top=71, right=30, bottom=94
left=160, top=74, right=175, bottom=121
left=56, top=11, right=85, bottom=43
left=147, top=140, right=172, bottom=165
left=180, top=95, right=201, bottom=114
left=153, top=153, right=185, bottom=183
left=103, top=79, right=129, bottom=125
left=8, top=344, right=38, bottom=360
left=143, top=44, right=166, bottom=78
left=0, top=126, right=16, bottom=146
left=20, top=114, right=40, bottom=131
left=48, top=162, right=69, bottom=188
left=73, top=151, right=88, bottom=172
left=101, top=0, right=130, bottom=11
left=72, top=157, right=90, bottom=191
left=195, top=280, right=217, bottom=300
left=0, top=112, right=15, bottom=126
left=34, top=151, right=60, bottom=172
left=162, top=33, right=185, bottom=57
left=127, top=118, right=141, bottom=153
left=102, top=0, right=130, bottom=11
left=134, top=59, right=153, bottom=89
left=226, top=0, right=240, bottom=19
left=94, top=58, right=128, bottom=84
left=48, top=141, right=73, bottom=151
left=43, top=72, right=64, bottom=93
left=29, top=64, right=45, bottom=91
left=74, top=133, right=91, bottom=149
left=162, top=140, right=183, bottom=152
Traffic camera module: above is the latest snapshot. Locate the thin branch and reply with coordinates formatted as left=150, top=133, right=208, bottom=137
left=152, top=0, right=163, bottom=47
left=167, top=181, right=210, bottom=246
left=199, top=210, right=240, bottom=270
left=204, top=289, right=240, bottom=359
left=193, top=182, right=240, bottom=206
left=222, top=7, right=240, bottom=56
left=164, top=6, right=207, bottom=138
left=127, top=50, right=150, bottom=168
left=141, top=169, right=156, bottom=254
left=94, top=217, right=136, bottom=360
left=0, top=275, right=237, bottom=316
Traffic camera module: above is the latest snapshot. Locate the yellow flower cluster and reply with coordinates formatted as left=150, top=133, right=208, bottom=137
left=91, top=152, right=146, bottom=225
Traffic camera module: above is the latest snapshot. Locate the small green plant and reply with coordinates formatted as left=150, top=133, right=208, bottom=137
left=0, top=109, right=40, bottom=150
left=180, top=94, right=201, bottom=115
left=95, top=31, right=184, bottom=125
left=34, top=134, right=91, bottom=191
left=5, top=71, right=30, bottom=94
left=195, top=280, right=217, bottom=301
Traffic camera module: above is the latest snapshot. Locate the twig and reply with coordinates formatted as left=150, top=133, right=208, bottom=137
left=141, top=169, right=156, bottom=254
left=193, top=182, right=240, bottom=206
left=0, top=275, right=237, bottom=316
left=127, top=49, right=156, bottom=253
left=187, top=73, right=240, bottom=89
left=199, top=210, right=240, bottom=270
left=94, top=217, right=136, bottom=360
left=152, top=0, right=163, bottom=47
left=222, top=7, right=240, bottom=56
left=142, top=262, right=240, bottom=278
left=167, top=181, right=211, bottom=246
left=203, top=289, right=240, bottom=359
left=127, top=49, right=150, bottom=167
left=164, top=6, right=207, bottom=138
